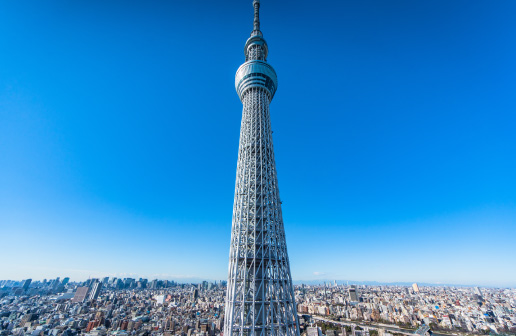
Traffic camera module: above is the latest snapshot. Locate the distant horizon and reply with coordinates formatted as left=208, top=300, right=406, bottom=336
left=2, top=275, right=515, bottom=289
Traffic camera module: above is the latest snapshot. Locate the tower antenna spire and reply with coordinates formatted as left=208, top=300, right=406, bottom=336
left=252, top=0, right=261, bottom=35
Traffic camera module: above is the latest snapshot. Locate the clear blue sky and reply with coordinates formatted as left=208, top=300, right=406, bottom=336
left=1, top=0, right=515, bottom=287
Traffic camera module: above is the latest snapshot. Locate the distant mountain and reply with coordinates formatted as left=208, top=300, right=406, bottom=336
left=292, top=279, right=489, bottom=288
left=154, top=276, right=218, bottom=284
left=141, top=277, right=512, bottom=288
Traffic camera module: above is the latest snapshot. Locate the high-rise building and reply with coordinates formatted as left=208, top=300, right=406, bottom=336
left=412, top=283, right=420, bottom=293
left=192, top=288, right=199, bottom=301
left=21, top=279, right=32, bottom=292
left=72, top=286, right=89, bottom=303
left=224, top=2, right=300, bottom=336
left=349, top=286, right=359, bottom=302
left=123, top=278, right=135, bottom=289
left=56, top=277, right=70, bottom=293
left=52, top=277, right=60, bottom=291
left=88, top=280, right=103, bottom=301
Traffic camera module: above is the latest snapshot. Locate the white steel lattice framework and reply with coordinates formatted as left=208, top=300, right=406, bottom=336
left=224, top=2, right=300, bottom=336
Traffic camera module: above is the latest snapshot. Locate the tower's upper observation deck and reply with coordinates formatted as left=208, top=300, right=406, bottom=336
left=235, top=0, right=278, bottom=100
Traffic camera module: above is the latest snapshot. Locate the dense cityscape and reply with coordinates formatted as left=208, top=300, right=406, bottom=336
left=0, top=278, right=514, bottom=336
left=2, top=1, right=514, bottom=336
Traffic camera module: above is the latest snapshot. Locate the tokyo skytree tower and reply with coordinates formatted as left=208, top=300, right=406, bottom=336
left=224, top=1, right=300, bottom=336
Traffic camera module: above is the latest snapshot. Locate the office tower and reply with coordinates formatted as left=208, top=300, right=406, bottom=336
left=224, top=1, right=300, bottom=336
left=474, top=287, right=482, bottom=297
left=412, top=283, right=420, bottom=293
left=72, top=286, right=90, bottom=303
left=52, top=277, right=60, bottom=291
left=21, top=279, right=32, bottom=291
left=349, top=287, right=358, bottom=302
left=88, top=281, right=103, bottom=301
left=123, top=278, right=134, bottom=288
left=55, top=277, right=70, bottom=293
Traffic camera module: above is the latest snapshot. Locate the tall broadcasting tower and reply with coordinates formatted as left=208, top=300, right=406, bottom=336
left=224, top=1, right=300, bottom=336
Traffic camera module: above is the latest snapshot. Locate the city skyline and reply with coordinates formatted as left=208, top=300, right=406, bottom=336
left=1, top=0, right=515, bottom=288
left=1, top=276, right=513, bottom=289
left=2, top=279, right=514, bottom=336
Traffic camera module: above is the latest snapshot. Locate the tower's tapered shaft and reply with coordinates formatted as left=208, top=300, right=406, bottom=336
left=224, top=2, right=300, bottom=336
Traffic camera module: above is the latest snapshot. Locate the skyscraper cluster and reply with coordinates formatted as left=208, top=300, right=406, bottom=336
left=0, top=277, right=228, bottom=336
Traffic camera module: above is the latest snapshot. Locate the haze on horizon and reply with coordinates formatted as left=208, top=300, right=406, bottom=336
left=1, top=0, right=515, bottom=288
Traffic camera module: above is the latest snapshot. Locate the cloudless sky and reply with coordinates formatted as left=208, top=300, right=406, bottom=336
left=1, top=0, right=515, bottom=287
